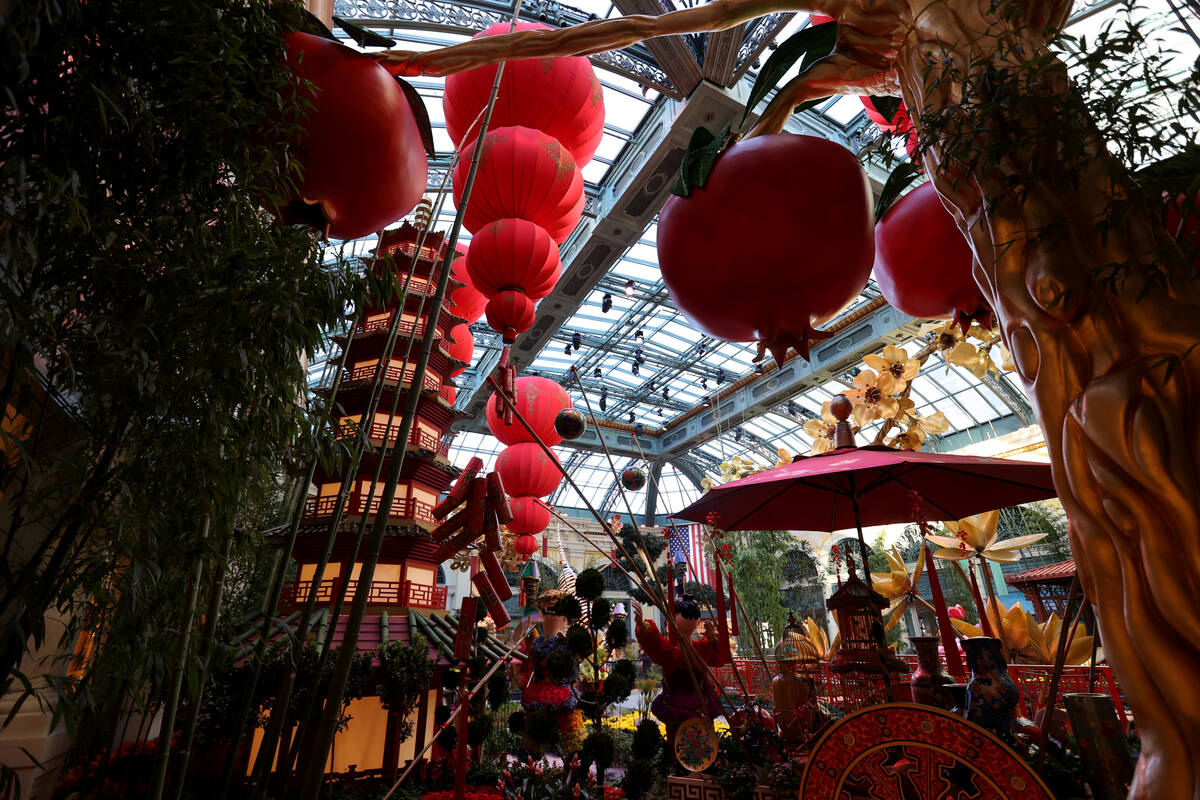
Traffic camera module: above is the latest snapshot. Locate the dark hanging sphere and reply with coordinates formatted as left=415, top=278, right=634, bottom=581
left=554, top=407, right=587, bottom=440
left=621, top=467, right=646, bottom=491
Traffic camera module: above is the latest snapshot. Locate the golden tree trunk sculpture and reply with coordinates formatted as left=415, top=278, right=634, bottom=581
left=382, top=3, right=1200, bottom=796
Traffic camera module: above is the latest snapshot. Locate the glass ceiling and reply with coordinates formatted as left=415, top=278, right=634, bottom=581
left=307, top=1, right=1199, bottom=518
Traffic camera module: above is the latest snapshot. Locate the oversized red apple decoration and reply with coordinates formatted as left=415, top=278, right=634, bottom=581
left=281, top=33, right=428, bottom=240
left=657, top=134, right=874, bottom=363
left=873, top=182, right=993, bottom=331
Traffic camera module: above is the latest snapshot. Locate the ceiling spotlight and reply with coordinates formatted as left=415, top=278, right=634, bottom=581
left=635, top=348, right=645, bottom=365
left=649, top=380, right=656, bottom=391
left=698, top=343, right=705, bottom=356
left=787, top=401, right=796, bottom=416
left=635, top=329, right=644, bottom=343
left=717, top=368, right=726, bottom=384
left=635, top=423, right=644, bottom=436
left=593, top=367, right=602, bottom=378
left=701, top=378, right=708, bottom=390
left=755, top=363, right=765, bottom=375
left=661, top=387, right=669, bottom=401
left=657, top=407, right=664, bottom=416
left=602, top=293, right=613, bottom=313
left=735, top=428, right=743, bottom=442
left=564, top=344, right=572, bottom=355
left=572, top=332, right=582, bottom=349
left=599, top=387, right=608, bottom=411
left=624, top=279, right=635, bottom=298
left=628, top=412, right=636, bottom=424
left=631, top=362, right=640, bottom=376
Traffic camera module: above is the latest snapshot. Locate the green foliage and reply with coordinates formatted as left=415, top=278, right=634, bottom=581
left=741, top=21, right=838, bottom=124
left=589, top=597, right=612, bottom=629
left=581, top=730, right=615, bottom=770
left=565, top=624, right=594, bottom=659
left=632, top=717, right=663, bottom=758
left=723, top=531, right=791, bottom=654
left=998, top=502, right=1073, bottom=562
left=671, top=124, right=731, bottom=198
left=604, top=619, right=628, bottom=650
left=575, top=567, right=606, bottom=601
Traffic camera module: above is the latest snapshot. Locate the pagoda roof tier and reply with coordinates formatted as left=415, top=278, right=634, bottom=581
left=320, top=381, right=468, bottom=423
left=315, top=361, right=461, bottom=402
left=333, top=305, right=467, bottom=350
left=312, top=445, right=457, bottom=488
left=361, top=221, right=451, bottom=281
left=331, top=328, right=471, bottom=375
left=276, top=523, right=444, bottom=561
left=358, top=277, right=465, bottom=319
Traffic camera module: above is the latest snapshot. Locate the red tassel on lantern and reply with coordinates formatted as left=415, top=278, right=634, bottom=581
left=728, top=577, right=740, bottom=637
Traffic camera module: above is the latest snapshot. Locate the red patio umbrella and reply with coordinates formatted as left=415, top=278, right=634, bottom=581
left=675, top=397, right=1057, bottom=679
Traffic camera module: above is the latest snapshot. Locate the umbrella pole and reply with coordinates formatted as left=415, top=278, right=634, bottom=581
left=847, top=476, right=872, bottom=588
left=922, top=544, right=967, bottom=681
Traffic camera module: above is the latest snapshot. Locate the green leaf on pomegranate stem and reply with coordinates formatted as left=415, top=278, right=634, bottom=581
left=333, top=16, right=396, bottom=48
left=394, top=77, right=437, bottom=157
left=270, top=3, right=336, bottom=40
left=869, top=96, right=903, bottom=125
left=874, top=161, right=923, bottom=222
left=671, top=123, right=730, bottom=198
left=741, top=21, right=838, bottom=126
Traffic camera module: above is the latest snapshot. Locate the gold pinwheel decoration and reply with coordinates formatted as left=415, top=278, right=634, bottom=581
left=870, top=546, right=937, bottom=632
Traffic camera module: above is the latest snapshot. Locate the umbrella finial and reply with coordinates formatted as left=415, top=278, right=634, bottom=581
left=830, top=395, right=856, bottom=449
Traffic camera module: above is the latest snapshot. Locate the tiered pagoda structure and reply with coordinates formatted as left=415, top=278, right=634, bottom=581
left=284, top=221, right=470, bottom=614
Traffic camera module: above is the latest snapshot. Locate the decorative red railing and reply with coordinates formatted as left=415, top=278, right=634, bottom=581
left=302, top=493, right=436, bottom=523
left=342, top=363, right=442, bottom=391
left=279, top=578, right=447, bottom=610
left=356, top=313, right=431, bottom=338
left=335, top=420, right=449, bottom=455
left=716, top=657, right=1128, bottom=726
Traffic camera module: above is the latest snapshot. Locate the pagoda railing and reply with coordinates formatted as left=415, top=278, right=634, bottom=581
left=302, top=493, right=436, bottom=523
left=279, top=578, right=447, bottom=610
left=716, top=657, right=1129, bottom=727
left=335, top=420, right=451, bottom=456
left=357, top=313, right=431, bottom=338
left=343, top=362, right=442, bottom=391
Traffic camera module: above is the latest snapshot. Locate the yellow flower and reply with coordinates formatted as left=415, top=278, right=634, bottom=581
left=803, top=401, right=838, bottom=455
left=845, top=370, right=904, bottom=428
left=925, top=510, right=1048, bottom=562
left=916, top=411, right=949, bottom=434
left=772, top=447, right=791, bottom=468
left=863, top=345, right=921, bottom=394
left=803, top=616, right=839, bottom=660
left=870, top=547, right=937, bottom=631
left=951, top=598, right=1032, bottom=658
left=1025, top=612, right=1101, bottom=666
left=886, top=423, right=927, bottom=451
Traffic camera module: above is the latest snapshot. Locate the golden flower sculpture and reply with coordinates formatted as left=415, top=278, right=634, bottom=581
left=845, top=369, right=901, bottom=428
left=1025, top=612, right=1101, bottom=666
left=951, top=598, right=1031, bottom=658
left=885, top=411, right=950, bottom=452
left=863, top=345, right=921, bottom=394
left=952, top=601, right=1099, bottom=666
left=870, top=547, right=935, bottom=631
left=803, top=616, right=840, bottom=660
left=925, top=510, right=1048, bottom=563
left=803, top=401, right=839, bottom=455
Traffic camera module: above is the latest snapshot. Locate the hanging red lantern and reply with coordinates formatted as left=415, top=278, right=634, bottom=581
left=497, top=442, right=562, bottom=498
left=656, top=134, right=874, bottom=363
left=280, top=33, right=428, bottom=240
left=486, top=376, right=571, bottom=446
left=443, top=22, right=605, bottom=166
left=874, top=182, right=993, bottom=331
left=467, top=219, right=562, bottom=299
left=447, top=245, right=487, bottom=324
left=451, top=126, right=585, bottom=243
left=512, top=533, right=540, bottom=558
left=443, top=323, right=474, bottom=377
left=485, top=290, right=537, bottom=343
left=508, top=497, right=551, bottom=535
left=443, top=385, right=457, bottom=405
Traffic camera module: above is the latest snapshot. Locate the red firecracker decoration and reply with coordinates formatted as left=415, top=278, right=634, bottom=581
left=443, top=22, right=605, bottom=165
left=486, top=376, right=571, bottom=446
left=874, top=182, right=993, bottom=332
left=451, top=126, right=585, bottom=244
left=443, top=323, right=474, bottom=378
left=507, top=497, right=552, bottom=535
left=496, top=442, right=562, bottom=499
left=657, top=134, right=874, bottom=364
left=279, top=33, right=427, bottom=240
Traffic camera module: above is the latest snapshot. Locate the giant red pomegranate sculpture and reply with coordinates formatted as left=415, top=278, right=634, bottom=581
left=280, top=33, right=428, bottom=240
left=873, top=182, right=993, bottom=331
left=656, top=134, right=874, bottom=363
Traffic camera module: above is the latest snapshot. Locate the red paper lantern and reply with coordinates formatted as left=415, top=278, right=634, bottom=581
left=443, top=22, right=605, bottom=165
left=874, top=182, right=993, bottom=330
left=447, top=245, right=487, bottom=323
left=443, top=385, right=457, bottom=405
left=451, top=126, right=585, bottom=244
left=467, top=219, right=562, bottom=299
left=280, top=33, right=427, bottom=240
left=486, top=376, right=571, bottom=446
left=443, top=323, right=474, bottom=377
left=508, top=497, right=551, bottom=535
left=513, top=533, right=540, bottom=557
left=656, top=134, right=874, bottom=362
left=497, top=442, right=562, bottom=498
left=485, top=290, right=537, bottom=343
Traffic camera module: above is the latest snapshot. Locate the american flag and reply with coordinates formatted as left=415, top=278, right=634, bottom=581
left=665, top=523, right=713, bottom=587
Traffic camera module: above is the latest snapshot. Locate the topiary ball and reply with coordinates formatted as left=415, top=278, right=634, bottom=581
left=575, top=567, right=605, bottom=601
left=524, top=709, right=559, bottom=743
left=437, top=727, right=457, bottom=750
left=581, top=730, right=615, bottom=771
left=487, top=665, right=510, bottom=709
left=589, top=597, right=612, bottom=629
left=632, top=718, right=663, bottom=757
left=554, top=595, right=582, bottom=621
left=434, top=705, right=453, bottom=726
left=602, top=673, right=633, bottom=703
left=605, top=619, right=629, bottom=649
left=612, top=658, right=637, bottom=683
left=440, top=666, right=464, bottom=690
left=467, top=715, right=492, bottom=747
left=621, top=758, right=657, bottom=800
left=507, top=710, right=526, bottom=734
left=544, top=647, right=576, bottom=683
left=468, top=656, right=487, bottom=679
left=554, top=407, right=586, bottom=440
left=565, top=624, right=594, bottom=659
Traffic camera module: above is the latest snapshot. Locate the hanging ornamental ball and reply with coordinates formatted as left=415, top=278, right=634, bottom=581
left=554, top=407, right=587, bottom=440
left=513, top=533, right=539, bottom=559
left=657, top=134, right=873, bottom=365
left=621, top=467, right=646, bottom=491
left=278, top=34, right=428, bottom=241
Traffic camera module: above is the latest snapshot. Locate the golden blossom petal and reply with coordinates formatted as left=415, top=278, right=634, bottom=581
left=862, top=353, right=890, bottom=373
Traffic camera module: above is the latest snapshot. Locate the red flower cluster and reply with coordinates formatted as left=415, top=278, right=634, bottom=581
left=420, top=788, right=502, bottom=800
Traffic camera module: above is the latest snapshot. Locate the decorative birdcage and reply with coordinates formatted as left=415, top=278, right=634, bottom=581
left=775, top=614, right=821, bottom=679
left=826, top=556, right=908, bottom=712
